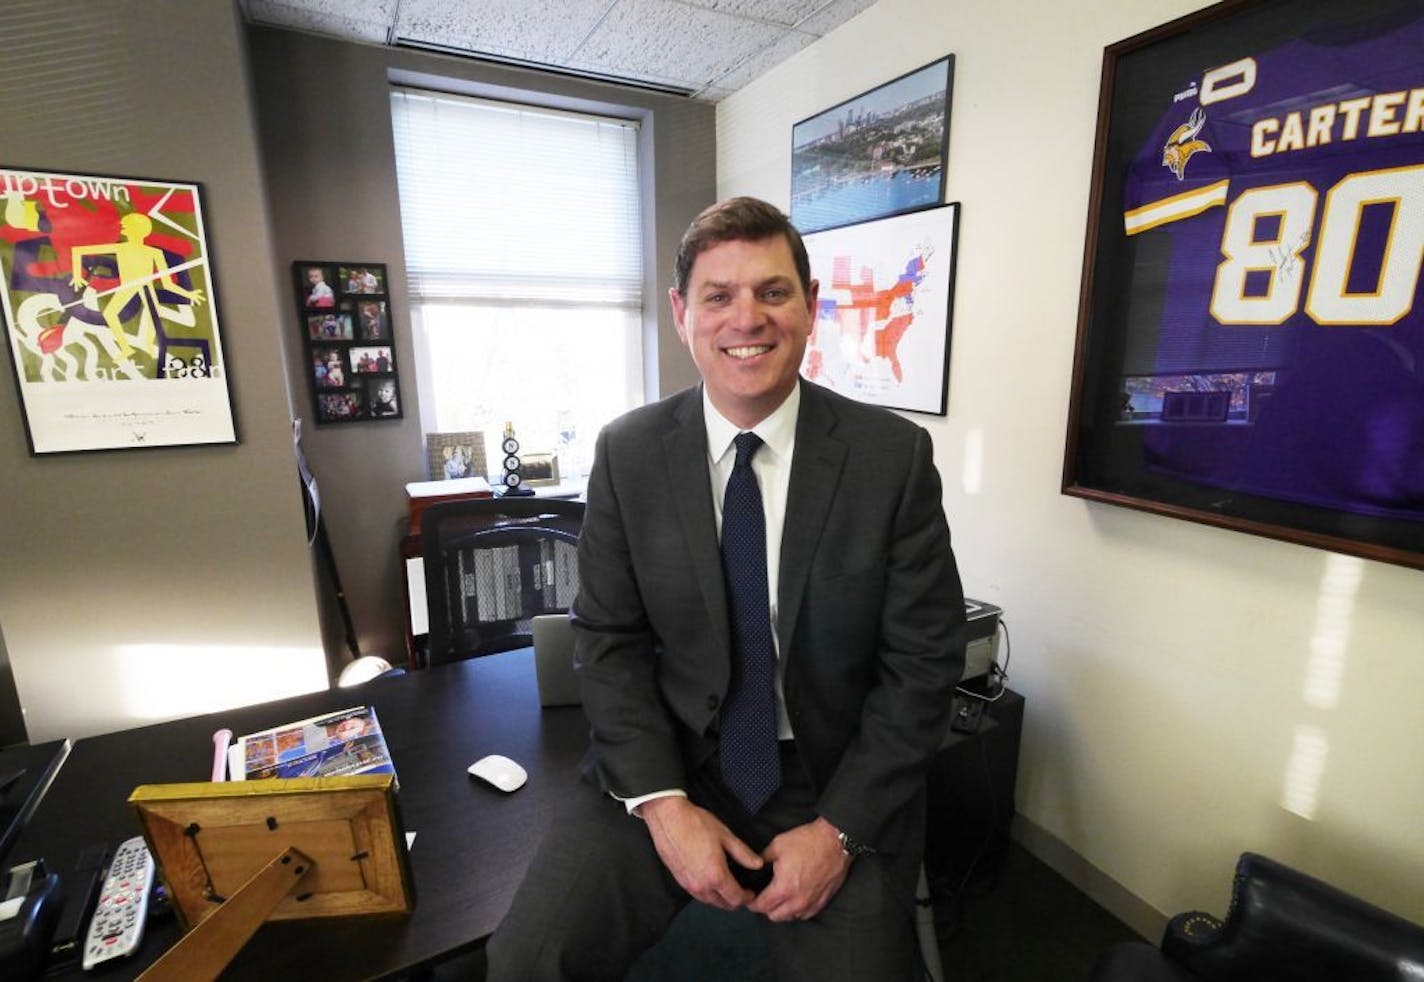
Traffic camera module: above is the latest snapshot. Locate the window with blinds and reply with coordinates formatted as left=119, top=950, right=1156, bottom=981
left=390, top=87, right=646, bottom=482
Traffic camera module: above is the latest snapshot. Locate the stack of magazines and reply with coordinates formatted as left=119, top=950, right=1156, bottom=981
left=227, top=705, right=396, bottom=782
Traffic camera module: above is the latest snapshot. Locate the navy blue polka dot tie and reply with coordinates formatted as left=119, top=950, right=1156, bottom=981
left=719, top=432, right=780, bottom=814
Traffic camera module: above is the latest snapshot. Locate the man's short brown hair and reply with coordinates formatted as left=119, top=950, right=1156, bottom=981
left=672, top=197, right=812, bottom=298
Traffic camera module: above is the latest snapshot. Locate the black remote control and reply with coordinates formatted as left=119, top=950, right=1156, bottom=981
left=47, top=843, right=108, bottom=967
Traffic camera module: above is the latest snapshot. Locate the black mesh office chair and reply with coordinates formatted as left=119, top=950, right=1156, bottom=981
left=420, top=497, right=584, bottom=666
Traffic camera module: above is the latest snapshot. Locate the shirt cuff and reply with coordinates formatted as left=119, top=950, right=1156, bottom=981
left=614, top=788, right=688, bottom=816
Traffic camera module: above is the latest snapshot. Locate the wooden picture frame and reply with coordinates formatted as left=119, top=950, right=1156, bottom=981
left=293, top=261, right=401, bottom=424
left=130, top=775, right=411, bottom=927
left=801, top=203, right=959, bottom=415
left=426, top=430, right=487, bottom=482
left=129, top=775, right=411, bottom=978
left=1063, top=0, right=1424, bottom=570
left=790, top=56, right=953, bottom=234
left=0, top=167, right=237, bottom=454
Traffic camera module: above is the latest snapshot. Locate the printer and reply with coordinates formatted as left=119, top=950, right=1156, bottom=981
left=960, top=598, right=1003, bottom=682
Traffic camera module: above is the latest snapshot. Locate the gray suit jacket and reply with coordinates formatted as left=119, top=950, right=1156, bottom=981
left=573, top=379, right=965, bottom=856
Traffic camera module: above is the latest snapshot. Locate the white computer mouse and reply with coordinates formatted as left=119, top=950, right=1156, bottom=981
left=467, top=754, right=527, bottom=792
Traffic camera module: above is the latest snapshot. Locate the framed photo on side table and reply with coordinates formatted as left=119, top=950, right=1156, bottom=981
left=790, top=56, right=953, bottom=234
left=1063, top=0, right=1424, bottom=571
left=426, top=431, right=487, bottom=482
left=521, top=452, right=560, bottom=487
left=293, top=261, right=401, bottom=424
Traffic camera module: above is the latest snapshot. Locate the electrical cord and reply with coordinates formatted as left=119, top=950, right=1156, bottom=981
left=934, top=616, right=1012, bottom=943
left=948, top=736, right=1001, bottom=902
left=953, top=617, right=1011, bottom=703
left=919, top=615, right=1016, bottom=977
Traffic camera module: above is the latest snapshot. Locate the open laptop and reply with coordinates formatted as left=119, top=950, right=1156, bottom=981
left=531, top=614, right=582, bottom=707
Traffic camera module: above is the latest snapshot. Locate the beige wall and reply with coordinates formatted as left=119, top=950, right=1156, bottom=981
left=245, top=28, right=714, bottom=669
left=718, top=0, right=1424, bottom=931
left=0, top=0, right=326, bottom=741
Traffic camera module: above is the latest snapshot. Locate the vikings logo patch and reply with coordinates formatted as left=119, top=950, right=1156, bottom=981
left=1162, top=106, right=1211, bottom=180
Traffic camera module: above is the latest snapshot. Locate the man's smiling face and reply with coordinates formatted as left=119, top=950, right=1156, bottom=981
left=670, top=235, right=818, bottom=430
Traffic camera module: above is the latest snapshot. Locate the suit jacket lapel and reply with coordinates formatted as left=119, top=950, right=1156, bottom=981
left=777, top=382, right=846, bottom=658
left=664, top=390, right=731, bottom=657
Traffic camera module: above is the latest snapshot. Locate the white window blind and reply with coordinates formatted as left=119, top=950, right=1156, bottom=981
left=389, top=86, right=645, bottom=482
left=390, top=87, right=642, bottom=307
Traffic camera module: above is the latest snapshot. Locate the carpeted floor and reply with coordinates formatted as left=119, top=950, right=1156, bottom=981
left=428, top=840, right=1142, bottom=980
left=933, top=841, right=1142, bottom=981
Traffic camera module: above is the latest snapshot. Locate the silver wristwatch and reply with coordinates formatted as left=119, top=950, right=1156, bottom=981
left=837, top=829, right=874, bottom=858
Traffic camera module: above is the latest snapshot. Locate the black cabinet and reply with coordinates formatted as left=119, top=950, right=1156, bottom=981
left=924, top=688, right=1024, bottom=899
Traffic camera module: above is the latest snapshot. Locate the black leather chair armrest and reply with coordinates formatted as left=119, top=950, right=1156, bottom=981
left=1168, top=853, right=1424, bottom=982
left=1159, top=910, right=1224, bottom=960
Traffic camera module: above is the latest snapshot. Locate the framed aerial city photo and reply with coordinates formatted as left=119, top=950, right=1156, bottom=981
left=0, top=167, right=237, bottom=454
left=293, top=261, right=401, bottom=424
left=790, top=56, right=953, bottom=234
left=1063, top=0, right=1424, bottom=570
left=801, top=202, right=959, bottom=416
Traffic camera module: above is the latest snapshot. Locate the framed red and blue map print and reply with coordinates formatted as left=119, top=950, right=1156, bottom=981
left=1064, top=0, right=1424, bottom=570
left=802, top=202, right=959, bottom=416
left=0, top=167, right=236, bottom=454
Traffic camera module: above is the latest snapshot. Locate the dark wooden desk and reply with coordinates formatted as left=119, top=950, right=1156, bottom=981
left=9, top=649, right=589, bottom=981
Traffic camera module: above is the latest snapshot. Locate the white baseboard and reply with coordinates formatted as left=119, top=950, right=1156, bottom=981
left=1011, top=814, right=1167, bottom=942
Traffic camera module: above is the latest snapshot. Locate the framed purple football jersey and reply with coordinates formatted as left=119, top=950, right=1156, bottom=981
left=1065, top=0, right=1424, bottom=571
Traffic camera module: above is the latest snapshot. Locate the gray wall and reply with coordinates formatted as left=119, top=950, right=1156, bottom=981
left=246, top=28, right=715, bottom=666
left=0, top=625, right=24, bottom=746
left=0, top=0, right=325, bottom=740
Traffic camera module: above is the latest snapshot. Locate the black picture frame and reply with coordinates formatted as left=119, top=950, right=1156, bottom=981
left=801, top=203, right=959, bottom=416
left=1064, top=0, right=1424, bottom=570
left=293, top=261, right=402, bottom=424
left=790, top=56, right=953, bottom=234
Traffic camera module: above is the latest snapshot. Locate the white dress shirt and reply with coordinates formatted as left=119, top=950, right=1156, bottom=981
left=623, top=384, right=801, bottom=815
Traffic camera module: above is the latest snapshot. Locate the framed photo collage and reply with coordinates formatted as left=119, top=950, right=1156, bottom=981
left=293, top=261, right=401, bottom=424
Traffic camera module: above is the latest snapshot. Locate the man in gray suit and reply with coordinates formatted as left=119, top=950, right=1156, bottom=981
left=488, top=197, right=965, bottom=980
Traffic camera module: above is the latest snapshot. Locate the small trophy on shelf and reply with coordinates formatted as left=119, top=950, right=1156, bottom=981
left=498, top=421, right=534, bottom=497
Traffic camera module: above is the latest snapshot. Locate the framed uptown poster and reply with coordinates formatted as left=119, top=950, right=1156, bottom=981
left=791, top=56, right=953, bottom=235
left=0, top=167, right=236, bottom=454
left=1063, top=0, right=1424, bottom=570
left=801, top=202, right=959, bottom=415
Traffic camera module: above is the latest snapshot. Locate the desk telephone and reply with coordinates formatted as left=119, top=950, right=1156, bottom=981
left=0, top=857, right=61, bottom=978
left=0, top=835, right=156, bottom=979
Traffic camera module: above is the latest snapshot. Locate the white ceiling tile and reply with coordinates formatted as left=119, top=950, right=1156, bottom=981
left=574, top=0, right=767, bottom=88
left=246, top=0, right=395, bottom=43
left=394, top=0, right=612, bottom=63
left=679, top=0, right=826, bottom=27
left=710, top=27, right=815, bottom=92
left=242, top=0, right=872, bottom=101
left=794, top=0, right=877, bottom=37
left=697, top=83, right=735, bottom=102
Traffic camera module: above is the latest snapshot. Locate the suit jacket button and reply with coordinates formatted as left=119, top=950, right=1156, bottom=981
left=706, top=694, right=719, bottom=711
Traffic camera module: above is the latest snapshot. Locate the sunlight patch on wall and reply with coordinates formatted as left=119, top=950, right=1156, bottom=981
left=1303, top=554, right=1362, bottom=710
left=1280, top=723, right=1329, bottom=820
left=961, top=427, right=983, bottom=494
left=114, top=644, right=328, bottom=720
